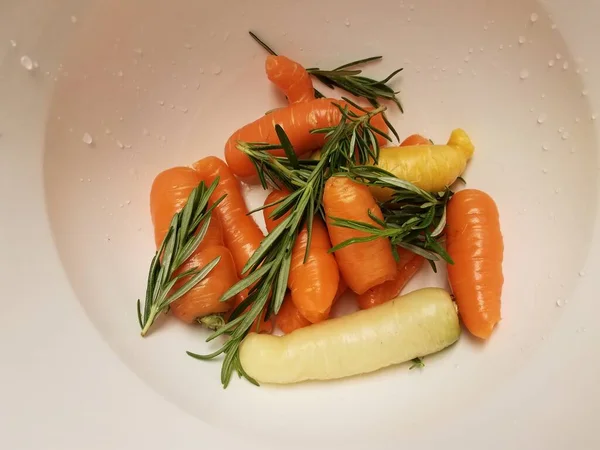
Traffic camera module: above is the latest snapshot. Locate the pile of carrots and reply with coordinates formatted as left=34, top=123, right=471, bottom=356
left=148, top=53, right=503, bottom=342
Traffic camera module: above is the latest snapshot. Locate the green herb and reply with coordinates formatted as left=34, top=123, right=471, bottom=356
left=137, top=179, right=225, bottom=337
left=409, top=357, right=425, bottom=370
left=329, top=166, right=453, bottom=272
left=248, top=31, right=403, bottom=140
left=187, top=106, right=390, bottom=387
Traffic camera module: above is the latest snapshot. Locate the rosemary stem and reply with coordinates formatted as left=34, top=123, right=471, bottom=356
left=140, top=306, right=160, bottom=337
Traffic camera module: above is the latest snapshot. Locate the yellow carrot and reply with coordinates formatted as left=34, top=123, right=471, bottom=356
left=370, top=129, right=474, bottom=201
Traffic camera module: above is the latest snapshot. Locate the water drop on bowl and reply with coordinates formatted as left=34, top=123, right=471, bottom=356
left=20, top=55, right=34, bottom=71
left=82, top=132, right=93, bottom=145
left=530, top=12, right=539, bottom=23
left=519, top=69, right=529, bottom=80
left=537, top=113, right=547, bottom=124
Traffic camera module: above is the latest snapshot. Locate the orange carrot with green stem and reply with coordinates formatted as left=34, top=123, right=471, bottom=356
left=266, top=55, right=315, bottom=104
left=446, top=189, right=503, bottom=339
left=323, top=176, right=397, bottom=295
left=263, top=189, right=339, bottom=323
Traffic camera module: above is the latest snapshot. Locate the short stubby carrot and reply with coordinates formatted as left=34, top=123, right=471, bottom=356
left=170, top=245, right=238, bottom=323
left=263, top=189, right=339, bottom=323
left=224, top=98, right=389, bottom=178
left=228, top=289, right=274, bottom=334
left=265, top=55, right=314, bottom=104
left=357, top=248, right=424, bottom=310
left=192, top=156, right=264, bottom=278
left=323, top=176, right=396, bottom=295
left=150, top=167, right=202, bottom=248
left=400, top=134, right=431, bottom=146
left=446, top=189, right=504, bottom=339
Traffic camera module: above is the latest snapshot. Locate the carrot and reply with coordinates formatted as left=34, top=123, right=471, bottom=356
left=400, top=134, right=431, bottom=146
left=224, top=98, right=389, bottom=178
left=170, top=246, right=238, bottom=323
left=263, top=189, right=339, bottom=323
left=323, top=176, right=396, bottom=295
left=357, top=248, right=424, bottom=310
left=445, top=189, right=503, bottom=339
left=265, top=55, right=314, bottom=104
left=150, top=167, right=201, bottom=248
left=192, top=156, right=264, bottom=278
left=150, top=167, right=240, bottom=324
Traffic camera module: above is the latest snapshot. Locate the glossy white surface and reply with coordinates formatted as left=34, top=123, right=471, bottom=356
left=1, top=0, right=599, bottom=448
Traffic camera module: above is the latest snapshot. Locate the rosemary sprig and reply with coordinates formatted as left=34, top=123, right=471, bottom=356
left=137, top=179, right=225, bottom=337
left=187, top=106, right=390, bottom=387
left=329, top=166, right=453, bottom=271
left=409, top=357, right=425, bottom=370
left=249, top=31, right=403, bottom=140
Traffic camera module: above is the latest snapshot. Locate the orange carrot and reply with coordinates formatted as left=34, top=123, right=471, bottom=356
left=192, top=156, right=264, bottom=278
left=150, top=167, right=201, bottom=248
left=263, top=189, right=339, bottom=323
left=170, top=246, right=238, bottom=323
left=224, top=98, right=389, bottom=178
left=276, top=294, right=311, bottom=335
left=446, top=189, right=503, bottom=339
left=400, top=134, right=431, bottom=146
left=357, top=248, right=424, bottom=310
left=265, top=55, right=314, bottom=104
left=323, top=176, right=396, bottom=295
left=150, top=167, right=239, bottom=323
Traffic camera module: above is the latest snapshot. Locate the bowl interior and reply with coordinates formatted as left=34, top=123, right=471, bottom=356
left=43, top=0, right=597, bottom=446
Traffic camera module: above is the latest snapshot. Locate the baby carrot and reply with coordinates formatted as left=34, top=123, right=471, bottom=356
left=192, top=156, right=264, bottom=278
left=150, top=167, right=239, bottom=323
left=445, top=189, right=503, bottom=339
left=263, top=189, right=339, bottom=323
left=265, top=55, right=314, bottom=104
left=170, top=246, right=238, bottom=323
left=224, top=98, right=389, bottom=178
left=357, top=248, right=424, bottom=310
left=323, top=176, right=396, bottom=295
left=400, top=134, right=432, bottom=146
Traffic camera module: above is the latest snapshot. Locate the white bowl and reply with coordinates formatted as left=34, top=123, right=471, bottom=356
left=1, top=0, right=599, bottom=448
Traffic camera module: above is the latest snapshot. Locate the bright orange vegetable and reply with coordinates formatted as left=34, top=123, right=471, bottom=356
left=357, top=248, right=424, bottom=310
left=263, top=189, right=339, bottom=323
left=150, top=167, right=239, bottom=323
left=170, top=246, right=238, bottom=323
left=446, top=189, right=503, bottom=339
left=323, top=176, right=396, bottom=295
left=265, top=55, right=314, bottom=104
left=192, top=156, right=264, bottom=278
left=224, top=98, right=389, bottom=178
left=400, top=134, right=431, bottom=146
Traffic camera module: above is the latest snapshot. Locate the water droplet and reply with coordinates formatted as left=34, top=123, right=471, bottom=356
left=518, top=36, right=526, bottom=45
left=20, top=55, right=34, bottom=71
left=142, top=128, right=149, bottom=136
left=468, top=47, right=474, bottom=54
left=541, top=93, right=546, bottom=99
left=71, top=15, right=78, bottom=23
left=537, top=113, right=547, bottom=124
left=530, top=12, right=539, bottom=23
left=211, top=64, right=222, bottom=75
left=548, top=59, right=555, bottom=67
left=184, top=43, right=192, bottom=50
left=409, top=4, right=415, bottom=10
left=561, top=132, right=570, bottom=140
left=556, top=299, right=563, bottom=307
left=563, top=61, right=569, bottom=70
left=457, top=68, right=463, bottom=75
left=79, top=178, right=84, bottom=182
left=168, top=104, right=175, bottom=110
left=570, top=147, right=576, bottom=154
left=575, top=117, right=581, bottom=123
left=519, top=69, right=529, bottom=80
left=117, top=70, right=124, bottom=77
left=9, top=39, right=17, bottom=47
left=157, top=100, right=165, bottom=106
left=105, top=128, right=111, bottom=135
left=484, top=25, right=489, bottom=31
left=529, top=106, right=535, bottom=112
left=542, top=144, right=549, bottom=151
left=542, top=168, right=548, bottom=174
left=442, top=67, right=447, bottom=72
left=555, top=187, right=561, bottom=194
left=82, top=132, right=93, bottom=145
left=344, top=18, right=351, bottom=27
left=499, top=44, right=504, bottom=50
left=558, top=126, right=565, bottom=133
left=556, top=53, right=562, bottom=60
left=551, top=23, right=557, bottom=30
left=579, top=271, right=586, bottom=277
left=480, top=46, right=484, bottom=52
left=592, top=114, right=598, bottom=121
left=180, top=107, right=188, bottom=113
left=464, top=55, right=470, bottom=63
left=116, top=140, right=124, bottom=149
left=134, top=48, right=143, bottom=56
